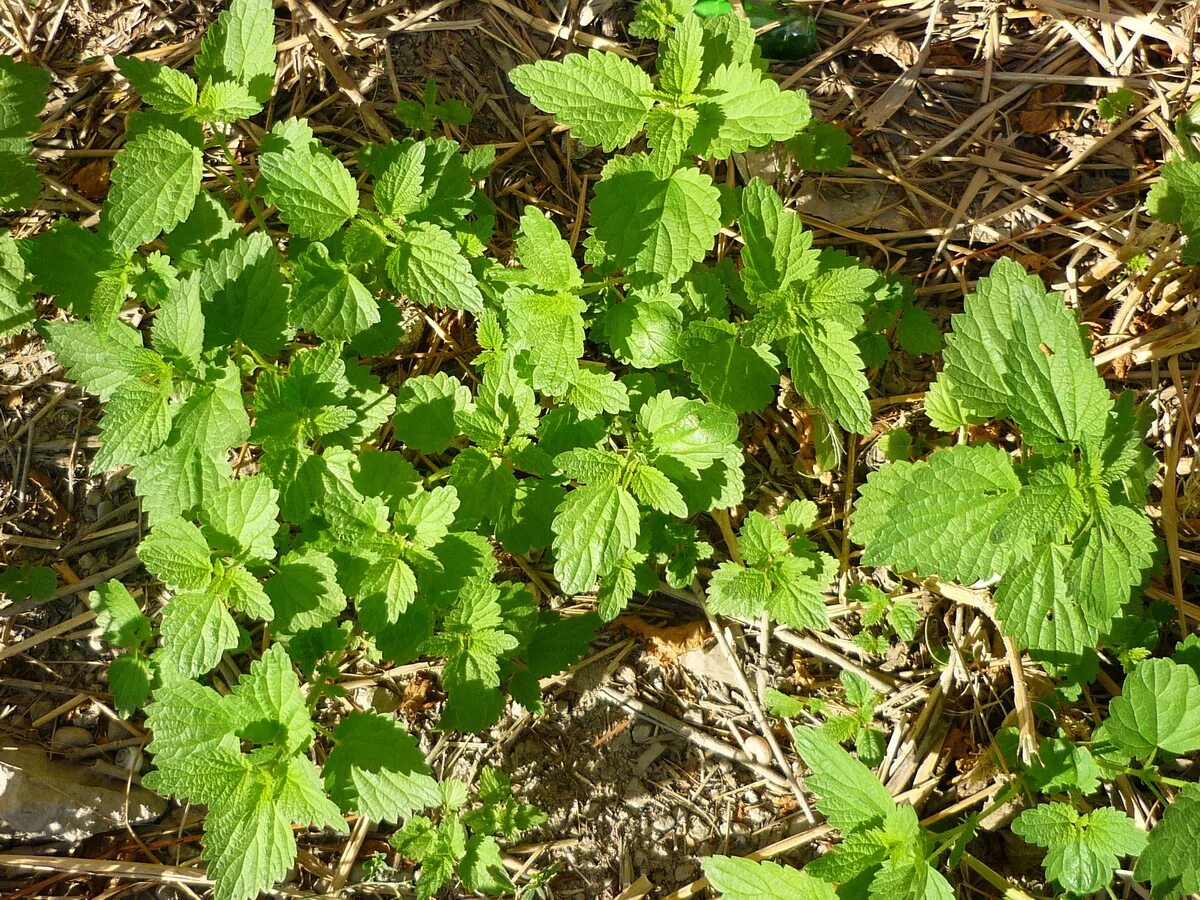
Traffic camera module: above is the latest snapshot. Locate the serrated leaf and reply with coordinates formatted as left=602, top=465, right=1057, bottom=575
left=645, top=104, right=699, bottom=177
left=680, top=318, right=779, bottom=414
left=793, top=726, right=894, bottom=833
left=1012, top=803, right=1146, bottom=895
left=200, top=475, right=279, bottom=563
left=93, top=379, right=172, bottom=472
left=198, top=231, right=290, bottom=354
left=994, top=543, right=1093, bottom=659
left=628, top=461, right=687, bottom=517
left=1146, top=156, right=1200, bottom=264
left=89, top=581, right=152, bottom=650
left=853, top=444, right=1021, bottom=584
left=195, top=0, right=277, bottom=104
left=703, top=856, right=837, bottom=899
left=1002, top=281, right=1110, bottom=450
left=0, top=233, right=34, bottom=338
left=787, top=320, right=872, bottom=434
left=101, top=126, right=202, bottom=254
left=638, top=390, right=739, bottom=475
left=259, top=117, right=358, bottom=239
left=1133, top=783, right=1200, bottom=897
left=108, top=653, right=153, bottom=717
left=229, top=644, right=314, bottom=753
left=265, top=549, right=346, bottom=634
left=115, top=56, right=197, bottom=115
left=602, top=293, right=683, bottom=368
left=160, top=589, right=239, bottom=677
left=692, top=62, right=811, bottom=158
left=591, top=154, right=721, bottom=285
left=323, top=711, right=440, bottom=822
left=197, top=79, right=262, bottom=122
left=1102, top=658, right=1200, bottom=757
left=291, top=253, right=379, bottom=341
left=515, top=207, right=582, bottom=292
left=139, top=517, right=213, bottom=589
left=738, top=177, right=818, bottom=298
left=387, top=222, right=484, bottom=313
left=551, top=482, right=640, bottom=594
left=152, top=274, right=205, bottom=367
left=392, top=372, right=471, bottom=454
left=509, top=51, right=654, bottom=151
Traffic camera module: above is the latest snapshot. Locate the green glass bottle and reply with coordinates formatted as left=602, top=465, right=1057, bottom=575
left=692, top=0, right=819, bottom=61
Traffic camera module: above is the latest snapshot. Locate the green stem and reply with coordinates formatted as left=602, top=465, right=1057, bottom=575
left=215, top=131, right=273, bottom=238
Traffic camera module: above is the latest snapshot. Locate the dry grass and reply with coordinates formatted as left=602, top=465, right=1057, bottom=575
left=2, top=0, right=1199, bottom=897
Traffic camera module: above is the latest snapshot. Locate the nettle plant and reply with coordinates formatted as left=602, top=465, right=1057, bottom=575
left=4, top=0, right=1196, bottom=896
left=0, top=2, right=877, bottom=898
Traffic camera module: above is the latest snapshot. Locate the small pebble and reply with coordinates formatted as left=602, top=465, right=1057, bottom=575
left=95, top=499, right=114, bottom=519
left=52, top=725, right=92, bottom=748
left=117, top=747, right=144, bottom=771
left=86, top=488, right=103, bottom=506
left=674, top=863, right=698, bottom=882
left=28, top=699, right=54, bottom=726
left=631, top=723, right=653, bottom=743
left=744, top=735, right=772, bottom=766
left=651, top=815, right=675, bottom=832
left=78, top=553, right=96, bottom=572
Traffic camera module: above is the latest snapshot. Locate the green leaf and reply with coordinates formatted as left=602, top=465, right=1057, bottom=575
left=101, top=126, right=202, bottom=254
left=853, top=444, right=1021, bottom=584
left=1012, top=803, right=1147, bottom=895
left=290, top=245, right=379, bottom=341
left=265, top=549, right=346, bottom=635
left=503, top=289, right=585, bottom=394
left=152, top=274, right=205, bottom=367
left=229, top=644, right=315, bottom=754
left=786, top=320, right=871, bottom=434
left=387, top=222, right=484, bottom=314
left=195, top=0, right=277, bottom=104
left=645, top=105, right=699, bottom=177
left=509, top=51, right=654, bottom=151
left=160, top=589, right=239, bottom=677
left=198, top=231, right=290, bottom=354
left=638, top=390, right=739, bottom=475
left=692, top=62, right=811, bottom=158
left=0, top=56, right=49, bottom=210
left=1146, top=156, right=1200, bottom=264
left=1133, top=783, right=1200, bottom=898
left=737, top=178, right=817, bottom=298
left=602, top=293, right=683, bottom=368
left=89, top=581, right=152, bottom=650
left=1101, top=658, right=1200, bottom=758
left=41, top=320, right=160, bottom=401
left=115, top=56, right=197, bottom=115
left=991, top=462, right=1085, bottom=550
left=139, top=517, right=213, bottom=589
left=460, top=835, right=515, bottom=895
left=515, top=207, right=582, bottom=292
left=93, top=380, right=172, bottom=472
left=994, top=543, right=1094, bottom=659
left=200, top=475, right=279, bottom=564
left=392, top=372, right=471, bottom=454
left=792, top=726, right=894, bottom=833
left=590, top=154, right=722, bottom=285
left=551, top=482, right=640, bottom=594
left=629, top=461, right=688, bottom=518
left=703, top=856, right=837, bottom=899
left=789, top=121, right=853, bottom=172
left=108, top=653, right=153, bottom=717
left=197, top=79, right=262, bottom=122
left=0, top=233, right=34, bottom=338
left=323, top=711, right=440, bottom=821
left=1002, top=279, right=1110, bottom=450
left=259, top=118, right=358, bottom=239
left=680, top=318, right=779, bottom=414
left=658, top=12, right=703, bottom=96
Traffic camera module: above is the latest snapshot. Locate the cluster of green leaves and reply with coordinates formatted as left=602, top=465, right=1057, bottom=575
left=853, top=258, right=1159, bottom=680
left=1146, top=97, right=1200, bottom=262
left=0, top=3, right=885, bottom=898
left=705, top=727, right=955, bottom=898
left=389, top=767, right=547, bottom=899
left=7, top=0, right=1192, bottom=896
left=766, top=669, right=887, bottom=767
